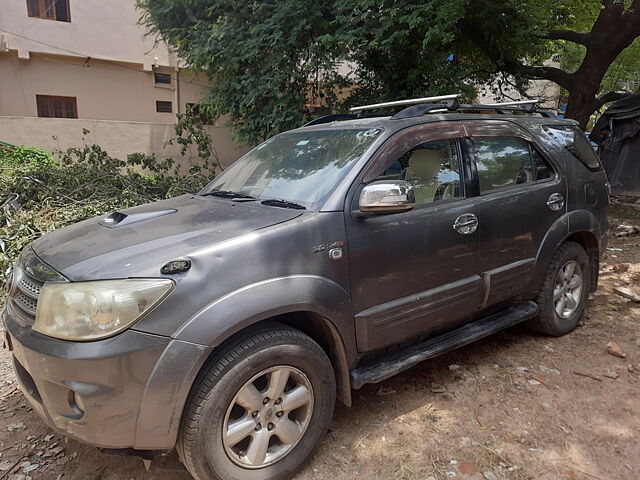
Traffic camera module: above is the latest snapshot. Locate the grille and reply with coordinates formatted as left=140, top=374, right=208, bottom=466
left=7, top=249, right=64, bottom=327
left=8, top=269, right=43, bottom=325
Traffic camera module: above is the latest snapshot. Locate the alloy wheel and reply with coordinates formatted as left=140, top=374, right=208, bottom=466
left=222, top=365, right=314, bottom=469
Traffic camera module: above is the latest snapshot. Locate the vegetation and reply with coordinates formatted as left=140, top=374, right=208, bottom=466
left=138, top=0, right=640, bottom=138
left=0, top=113, right=216, bottom=287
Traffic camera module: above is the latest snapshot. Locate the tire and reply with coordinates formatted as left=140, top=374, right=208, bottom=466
left=177, top=323, right=336, bottom=480
left=527, top=241, right=590, bottom=336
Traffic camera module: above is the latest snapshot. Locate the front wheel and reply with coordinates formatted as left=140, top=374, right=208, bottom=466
left=178, top=324, right=336, bottom=480
left=527, top=241, right=590, bottom=336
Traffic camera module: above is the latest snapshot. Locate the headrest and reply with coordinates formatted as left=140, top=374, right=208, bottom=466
left=407, top=149, right=444, bottom=180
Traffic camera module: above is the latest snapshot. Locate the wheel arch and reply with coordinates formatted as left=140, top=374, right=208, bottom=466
left=527, top=210, right=602, bottom=297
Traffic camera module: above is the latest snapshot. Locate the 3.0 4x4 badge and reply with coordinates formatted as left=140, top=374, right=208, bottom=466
left=312, top=240, right=345, bottom=261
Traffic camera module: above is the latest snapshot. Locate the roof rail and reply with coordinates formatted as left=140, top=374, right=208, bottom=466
left=482, top=99, right=541, bottom=107
left=302, top=113, right=388, bottom=127
left=391, top=101, right=556, bottom=120
left=349, top=94, right=463, bottom=113
left=303, top=97, right=556, bottom=127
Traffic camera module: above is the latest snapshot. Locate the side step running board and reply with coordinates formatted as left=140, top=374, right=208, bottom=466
left=350, top=301, right=539, bottom=389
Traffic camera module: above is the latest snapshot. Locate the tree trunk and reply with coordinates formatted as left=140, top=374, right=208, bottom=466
left=565, top=89, right=597, bottom=129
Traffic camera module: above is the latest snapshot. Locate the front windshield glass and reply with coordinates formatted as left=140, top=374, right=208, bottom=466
left=201, top=128, right=382, bottom=209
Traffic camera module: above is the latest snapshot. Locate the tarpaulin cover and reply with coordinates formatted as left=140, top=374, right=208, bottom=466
left=590, top=92, right=640, bottom=195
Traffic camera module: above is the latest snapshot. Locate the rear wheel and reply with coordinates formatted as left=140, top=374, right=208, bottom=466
left=527, top=241, right=590, bottom=336
left=178, top=324, right=336, bottom=480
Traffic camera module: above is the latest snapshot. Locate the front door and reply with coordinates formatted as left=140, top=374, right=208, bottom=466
left=462, top=121, right=568, bottom=306
left=345, top=124, right=483, bottom=353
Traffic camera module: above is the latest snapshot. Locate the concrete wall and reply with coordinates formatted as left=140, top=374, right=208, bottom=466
left=0, top=52, right=209, bottom=123
left=0, top=0, right=171, bottom=68
left=0, top=116, right=251, bottom=170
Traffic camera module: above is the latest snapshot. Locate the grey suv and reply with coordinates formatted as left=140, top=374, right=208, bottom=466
left=3, top=96, right=609, bottom=480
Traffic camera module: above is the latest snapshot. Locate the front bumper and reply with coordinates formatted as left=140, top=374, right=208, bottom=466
left=3, top=309, right=211, bottom=450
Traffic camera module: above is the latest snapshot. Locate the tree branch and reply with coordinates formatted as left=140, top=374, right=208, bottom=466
left=457, top=20, right=575, bottom=90
left=540, top=30, right=591, bottom=45
left=595, top=91, right=631, bottom=108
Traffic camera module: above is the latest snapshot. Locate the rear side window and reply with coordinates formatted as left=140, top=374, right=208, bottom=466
left=471, top=137, right=553, bottom=194
left=542, top=125, right=601, bottom=170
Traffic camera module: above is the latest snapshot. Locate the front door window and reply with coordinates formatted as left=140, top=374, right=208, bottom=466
left=378, top=140, right=463, bottom=205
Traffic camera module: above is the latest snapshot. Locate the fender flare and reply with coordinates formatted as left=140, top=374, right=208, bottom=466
left=173, top=275, right=354, bottom=351
left=527, top=210, right=602, bottom=297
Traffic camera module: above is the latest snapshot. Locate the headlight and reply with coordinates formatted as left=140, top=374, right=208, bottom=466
left=34, top=279, right=174, bottom=341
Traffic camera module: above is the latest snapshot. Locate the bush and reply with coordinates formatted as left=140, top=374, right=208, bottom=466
left=0, top=115, right=217, bottom=290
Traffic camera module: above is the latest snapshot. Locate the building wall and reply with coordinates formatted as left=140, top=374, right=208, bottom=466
left=0, top=0, right=171, bottom=68
left=0, top=0, right=247, bottom=165
left=0, top=116, right=250, bottom=170
left=0, top=51, right=209, bottom=123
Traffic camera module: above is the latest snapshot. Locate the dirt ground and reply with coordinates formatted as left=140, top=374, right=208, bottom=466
left=0, top=201, right=639, bottom=480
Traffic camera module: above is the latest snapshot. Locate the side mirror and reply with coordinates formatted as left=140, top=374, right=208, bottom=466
left=359, top=180, right=416, bottom=214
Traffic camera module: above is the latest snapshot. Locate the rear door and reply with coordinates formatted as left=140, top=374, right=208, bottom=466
left=462, top=121, right=567, bottom=307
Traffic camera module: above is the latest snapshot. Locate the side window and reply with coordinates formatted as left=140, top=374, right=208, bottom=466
left=378, top=140, right=462, bottom=205
left=472, top=137, right=553, bottom=193
left=542, top=125, right=601, bottom=170
left=532, top=148, right=553, bottom=181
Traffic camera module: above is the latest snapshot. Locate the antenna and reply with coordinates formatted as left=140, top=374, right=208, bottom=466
left=481, top=99, right=541, bottom=107
left=350, top=94, right=464, bottom=113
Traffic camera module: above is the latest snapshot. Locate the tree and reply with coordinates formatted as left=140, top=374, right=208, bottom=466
left=454, top=0, right=640, bottom=127
left=137, top=0, right=343, bottom=143
left=138, top=0, right=640, bottom=141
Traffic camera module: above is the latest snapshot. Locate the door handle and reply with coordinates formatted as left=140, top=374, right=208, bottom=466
left=453, top=213, right=478, bottom=234
left=546, top=193, right=565, bottom=211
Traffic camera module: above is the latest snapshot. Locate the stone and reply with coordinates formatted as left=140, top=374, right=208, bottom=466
left=613, top=287, right=640, bottom=302
left=606, top=342, right=627, bottom=358
left=611, top=263, right=631, bottom=273
left=6, top=422, right=25, bottom=432
left=603, top=369, right=620, bottom=379
left=483, top=473, right=498, bottom=480
left=539, top=365, right=560, bottom=375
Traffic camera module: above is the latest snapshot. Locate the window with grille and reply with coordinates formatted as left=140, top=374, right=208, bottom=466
left=156, top=101, right=173, bottom=113
left=36, top=95, right=77, bottom=118
left=27, top=0, right=71, bottom=22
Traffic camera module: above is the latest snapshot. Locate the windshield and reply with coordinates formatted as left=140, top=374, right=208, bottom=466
left=201, top=128, right=381, bottom=209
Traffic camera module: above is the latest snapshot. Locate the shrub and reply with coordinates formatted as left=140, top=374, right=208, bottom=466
left=0, top=114, right=218, bottom=291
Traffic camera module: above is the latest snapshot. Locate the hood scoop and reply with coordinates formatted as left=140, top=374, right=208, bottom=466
left=99, top=209, right=177, bottom=228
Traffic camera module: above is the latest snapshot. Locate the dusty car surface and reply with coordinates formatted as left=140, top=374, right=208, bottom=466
left=3, top=95, right=609, bottom=480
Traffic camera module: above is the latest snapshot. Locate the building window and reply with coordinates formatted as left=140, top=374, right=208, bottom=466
left=36, top=95, right=77, bottom=118
left=156, top=101, right=173, bottom=113
left=27, top=0, right=71, bottom=22
left=154, top=73, right=172, bottom=85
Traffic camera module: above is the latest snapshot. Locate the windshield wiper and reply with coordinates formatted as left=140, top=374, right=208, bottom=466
left=260, top=199, right=306, bottom=210
left=201, top=190, right=256, bottom=199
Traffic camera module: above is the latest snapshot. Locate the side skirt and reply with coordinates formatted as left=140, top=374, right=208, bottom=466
left=350, top=301, right=538, bottom=389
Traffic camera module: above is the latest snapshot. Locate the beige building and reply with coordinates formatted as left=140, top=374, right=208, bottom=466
left=0, top=0, right=248, bottom=166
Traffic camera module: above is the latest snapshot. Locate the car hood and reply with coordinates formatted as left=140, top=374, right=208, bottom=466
left=32, top=195, right=304, bottom=280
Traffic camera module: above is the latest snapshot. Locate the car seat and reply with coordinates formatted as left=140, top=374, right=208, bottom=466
left=404, top=149, right=445, bottom=204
